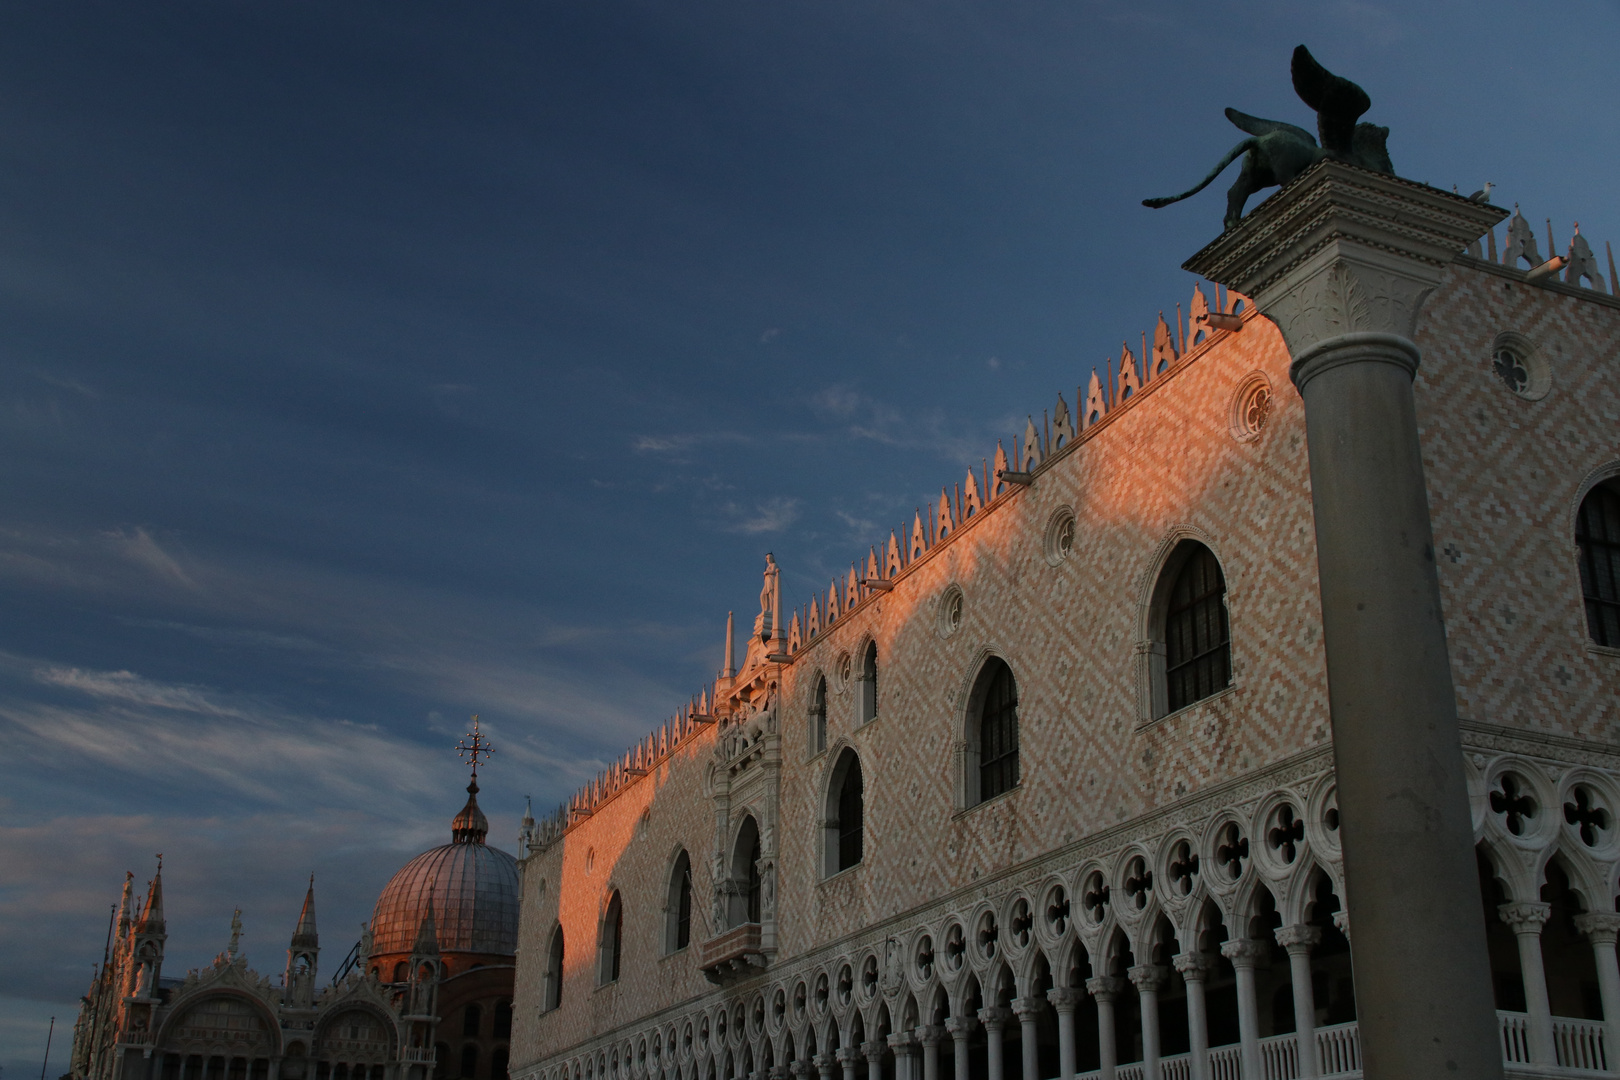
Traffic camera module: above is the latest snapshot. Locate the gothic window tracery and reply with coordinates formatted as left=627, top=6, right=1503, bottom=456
left=1164, top=543, right=1232, bottom=712
left=976, top=659, right=1020, bottom=802
left=822, top=749, right=864, bottom=876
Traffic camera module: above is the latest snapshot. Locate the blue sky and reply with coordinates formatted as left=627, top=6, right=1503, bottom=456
left=3, top=1, right=1618, bottom=1072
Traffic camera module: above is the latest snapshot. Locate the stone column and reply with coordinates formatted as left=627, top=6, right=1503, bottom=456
left=813, top=1054, right=836, bottom=1080
left=1128, top=967, right=1164, bottom=1080
left=914, top=1027, right=944, bottom=1080
left=791, top=1062, right=815, bottom=1080
left=836, top=1046, right=860, bottom=1080
left=861, top=1041, right=885, bottom=1080
left=1173, top=953, right=1210, bottom=1080
left=1045, top=989, right=1083, bottom=1080
left=887, top=1033, right=915, bottom=1080
left=1011, top=998, right=1044, bottom=1080
left=977, top=1008, right=1010, bottom=1080
left=1574, top=912, right=1620, bottom=1073
left=1499, top=902, right=1556, bottom=1064
left=1219, top=940, right=1265, bottom=1080
left=944, top=1017, right=976, bottom=1080
left=1085, top=978, right=1123, bottom=1080
left=1275, top=925, right=1323, bottom=1080
left=1186, top=161, right=1506, bottom=1080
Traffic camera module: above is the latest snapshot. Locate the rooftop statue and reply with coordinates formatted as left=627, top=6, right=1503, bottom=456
left=1143, top=45, right=1393, bottom=230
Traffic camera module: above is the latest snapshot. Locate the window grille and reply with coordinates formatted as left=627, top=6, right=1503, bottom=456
left=978, top=660, right=1020, bottom=800
left=1165, top=545, right=1231, bottom=711
left=1578, top=482, right=1620, bottom=647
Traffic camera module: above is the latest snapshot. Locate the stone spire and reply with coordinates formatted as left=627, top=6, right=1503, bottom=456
left=115, top=871, right=134, bottom=940
left=135, top=859, right=164, bottom=935
left=413, top=898, right=440, bottom=957
left=284, top=875, right=319, bottom=1007
left=291, top=876, right=317, bottom=950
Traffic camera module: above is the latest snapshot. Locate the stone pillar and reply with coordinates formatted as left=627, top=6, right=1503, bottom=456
left=1275, top=925, right=1323, bottom=1079
left=1085, top=978, right=1123, bottom=1080
left=1500, top=902, right=1556, bottom=1064
left=1045, top=989, right=1082, bottom=1080
left=791, top=1062, right=815, bottom=1080
left=1011, top=998, right=1043, bottom=1080
left=976, top=1009, right=1010, bottom=1080
left=944, top=1017, right=976, bottom=1080
left=1219, top=940, right=1265, bottom=1080
left=813, top=1054, right=836, bottom=1080
left=887, top=1033, right=915, bottom=1080
left=1185, top=161, right=1507, bottom=1080
left=1575, top=912, right=1620, bottom=1074
left=914, top=1027, right=944, bottom=1080
left=861, top=1042, right=884, bottom=1080
left=1128, top=967, right=1164, bottom=1080
left=1173, top=953, right=1210, bottom=1080
left=836, top=1046, right=860, bottom=1080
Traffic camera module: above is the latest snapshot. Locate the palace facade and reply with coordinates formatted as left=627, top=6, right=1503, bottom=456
left=509, top=191, right=1620, bottom=1080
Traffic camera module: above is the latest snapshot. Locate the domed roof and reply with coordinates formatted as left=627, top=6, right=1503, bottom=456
left=370, top=781, right=520, bottom=958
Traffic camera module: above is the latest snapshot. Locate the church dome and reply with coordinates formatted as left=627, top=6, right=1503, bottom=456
left=369, top=780, right=520, bottom=959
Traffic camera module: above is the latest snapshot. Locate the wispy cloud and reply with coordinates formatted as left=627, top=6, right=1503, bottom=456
left=723, top=496, right=801, bottom=535
left=104, top=527, right=198, bottom=590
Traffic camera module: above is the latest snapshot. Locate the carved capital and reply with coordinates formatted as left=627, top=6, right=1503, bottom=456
left=1274, top=924, right=1323, bottom=953
left=835, top=1048, right=863, bottom=1068
left=943, top=1016, right=978, bottom=1040
left=1498, top=901, right=1552, bottom=933
left=1010, top=996, right=1045, bottom=1022
left=1045, top=987, right=1085, bottom=1011
left=975, top=1006, right=1012, bottom=1031
left=791, top=1062, right=815, bottom=1080
left=913, top=1025, right=946, bottom=1048
left=812, top=1054, right=836, bottom=1075
left=860, top=1041, right=885, bottom=1061
left=768, top=1066, right=792, bottom=1080
left=1127, top=964, right=1166, bottom=992
left=1219, top=938, right=1268, bottom=967
left=1084, top=976, right=1124, bottom=1002
left=1182, top=161, right=1506, bottom=365
left=1172, top=952, right=1210, bottom=981
left=1575, top=911, right=1620, bottom=946
left=1332, top=909, right=1351, bottom=943
left=885, top=1033, right=916, bottom=1053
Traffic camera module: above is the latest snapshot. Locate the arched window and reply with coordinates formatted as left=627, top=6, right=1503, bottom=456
left=543, top=926, right=564, bottom=1011
left=462, top=1004, right=480, bottom=1038
left=492, top=1001, right=511, bottom=1040
left=391, top=962, right=407, bottom=983
left=490, top=1049, right=509, bottom=1080
left=822, top=748, right=864, bottom=876
left=1152, top=541, right=1231, bottom=715
left=810, top=675, right=827, bottom=755
left=857, top=642, right=878, bottom=724
left=666, top=850, right=693, bottom=953
left=461, top=1046, right=478, bottom=1080
left=1577, top=479, right=1620, bottom=646
left=599, top=891, right=624, bottom=984
left=970, top=658, right=1020, bottom=803
left=728, top=816, right=762, bottom=927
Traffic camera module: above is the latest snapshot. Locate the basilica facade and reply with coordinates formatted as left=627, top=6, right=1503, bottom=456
left=508, top=178, right=1620, bottom=1080
left=70, top=779, right=522, bottom=1080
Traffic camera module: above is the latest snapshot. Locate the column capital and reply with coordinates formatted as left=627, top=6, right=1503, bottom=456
left=1575, top=911, right=1620, bottom=945
left=912, top=1025, right=945, bottom=1048
left=885, top=1033, right=916, bottom=1052
left=975, top=1006, right=1011, bottom=1031
left=1084, top=975, right=1124, bottom=1002
left=943, top=1016, right=977, bottom=1040
left=791, top=1061, right=815, bottom=1080
left=860, top=1041, right=886, bottom=1061
left=1181, top=161, right=1505, bottom=362
left=1044, top=987, right=1085, bottom=1011
left=1172, top=951, right=1210, bottom=981
left=1274, top=923, right=1323, bottom=952
left=835, top=1048, right=863, bottom=1067
left=1219, top=938, right=1268, bottom=967
left=1498, top=901, right=1552, bottom=933
left=1009, top=997, right=1045, bottom=1022
left=1127, top=964, right=1166, bottom=991
left=812, top=1054, right=836, bottom=1073
left=1332, top=909, right=1350, bottom=943
left=768, top=1065, right=792, bottom=1080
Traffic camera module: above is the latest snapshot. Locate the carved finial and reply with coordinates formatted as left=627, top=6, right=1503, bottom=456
left=456, top=715, right=494, bottom=782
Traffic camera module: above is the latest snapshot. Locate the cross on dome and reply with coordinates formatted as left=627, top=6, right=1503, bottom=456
left=457, top=715, right=494, bottom=781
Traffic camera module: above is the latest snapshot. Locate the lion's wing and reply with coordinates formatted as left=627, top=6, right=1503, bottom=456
left=1224, top=108, right=1316, bottom=146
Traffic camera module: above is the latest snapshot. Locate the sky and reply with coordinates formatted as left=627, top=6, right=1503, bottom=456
left=2, top=0, right=1618, bottom=1072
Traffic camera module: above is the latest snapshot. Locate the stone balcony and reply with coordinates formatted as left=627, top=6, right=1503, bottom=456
left=1072, top=1013, right=1607, bottom=1079
left=696, top=922, right=766, bottom=983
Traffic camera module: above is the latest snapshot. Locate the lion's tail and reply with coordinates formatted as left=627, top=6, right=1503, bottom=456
left=1142, top=139, right=1255, bottom=209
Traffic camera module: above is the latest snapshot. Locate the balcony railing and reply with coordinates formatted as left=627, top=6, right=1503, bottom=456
left=1072, top=1013, right=1608, bottom=1079
left=401, top=1049, right=436, bottom=1065
left=696, top=922, right=765, bottom=983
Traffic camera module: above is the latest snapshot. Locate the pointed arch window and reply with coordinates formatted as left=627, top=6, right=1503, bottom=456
left=822, top=748, right=865, bottom=876
left=728, top=816, right=762, bottom=927
left=857, top=642, right=878, bottom=724
left=462, top=1005, right=480, bottom=1038
left=543, top=926, right=564, bottom=1011
left=666, top=849, right=693, bottom=953
left=599, top=891, right=624, bottom=984
left=976, top=659, right=1020, bottom=801
left=492, top=1000, right=511, bottom=1039
left=810, top=675, right=828, bottom=755
left=1577, top=479, right=1620, bottom=646
left=1163, top=543, right=1231, bottom=712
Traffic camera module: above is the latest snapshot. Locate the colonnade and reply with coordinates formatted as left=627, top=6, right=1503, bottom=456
left=1500, top=905, right=1620, bottom=1068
